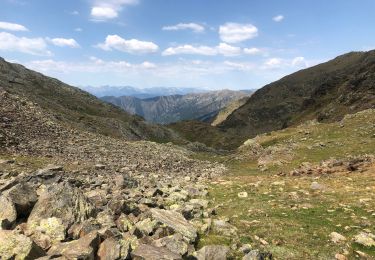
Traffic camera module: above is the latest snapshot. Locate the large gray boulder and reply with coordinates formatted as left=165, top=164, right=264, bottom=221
left=27, top=183, right=96, bottom=248
left=151, top=208, right=197, bottom=242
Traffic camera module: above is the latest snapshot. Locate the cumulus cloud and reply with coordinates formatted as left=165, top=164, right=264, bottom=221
left=162, top=43, right=241, bottom=56
left=162, top=45, right=216, bottom=56
left=224, top=61, right=255, bottom=71
left=216, top=43, right=241, bottom=56
left=90, top=0, right=139, bottom=20
left=26, top=57, right=156, bottom=74
left=96, top=34, right=159, bottom=54
left=0, top=21, right=28, bottom=31
left=262, top=57, right=309, bottom=70
left=0, top=32, right=51, bottom=56
left=273, top=15, right=284, bottom=22
left=162, top=23, right=205, bottom=33
left=219, top=23, right=258, bottom=43
left=48, top=38, right=80, bottom=48
left=243, top=47, right=262, bottom=55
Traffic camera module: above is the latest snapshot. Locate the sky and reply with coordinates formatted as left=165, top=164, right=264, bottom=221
left=1, top=0, right=375, bottom=90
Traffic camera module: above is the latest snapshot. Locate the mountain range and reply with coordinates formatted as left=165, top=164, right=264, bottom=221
left=101, top=90, right=251, bottom=124
left=79, top=85, right=210, bottom=99
left=170, top=50, right=375, bottom=149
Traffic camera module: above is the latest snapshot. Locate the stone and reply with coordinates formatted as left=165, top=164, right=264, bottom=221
left=95, top=164, right=106, bottom=170
left=239, top=244, right=252, bottom=254
left=243, top=250, right=273, bottom=260
left=48, top=231, right=100, bottom=259
left=195, top=245, right=230, bottom=260
left=189, top=199, right=209, bottom=208
left=152, top=233, right=189, bottom=256
left=5, top=182, right=38, bottom=218
left=0, top=230, right=46, bottom=259
left=151, top=208, right=197, bottom=242
left=330, top=232, right=346, bottom=243
left=212, top=219, right=237, bottom=236
left=27, top=183, right=96, bottom=248
left=238, top=192, right=248, bottom=198
left=96, top=210, right=116, bottom=228
left=0, top=195, right=17, bottom=229
left=335, top=253, right=347, bottom=260
left=131, top=244, right=182, bottom=260
left=116, top=214, right=133, bottom=232
left=353, top=232, right=375, bottom=247
left=310, top=182, right=324, bottom=190
left=135, top=218, right=157, bottom=235
left=97, top=237, right=121, bottom=260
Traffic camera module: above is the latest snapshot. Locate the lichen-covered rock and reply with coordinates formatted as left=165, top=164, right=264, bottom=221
left=48, top=231, right=100, bottom=259
left=0, top=195, right=17, bottom=229
left=151, top=208, right=197, bottom=242
left=0, top=230, right=46, bottom=259
left=4, top=182, right=38, bottom=218
left=353, top=232, right=375, bottom=247
left=152, top=233, right=189, bottom=256
left=131, top=243, right=182, bottom=260
left=97, top=237, right=130, bottom=260
left=195, top=245, right=230, bottom=260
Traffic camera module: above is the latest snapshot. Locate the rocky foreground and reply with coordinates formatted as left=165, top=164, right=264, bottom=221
left=0, top=88, right=247, bottom=259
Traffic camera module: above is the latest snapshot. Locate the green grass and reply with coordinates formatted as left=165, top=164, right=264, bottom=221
left=196, top=109, right=375, bottom=259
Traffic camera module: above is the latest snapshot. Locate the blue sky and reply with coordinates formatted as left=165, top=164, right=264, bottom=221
left=1, top=0, right=375, bottom=90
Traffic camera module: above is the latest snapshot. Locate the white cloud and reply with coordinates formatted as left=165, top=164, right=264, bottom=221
left=224, top=61, right=255, bottom=71
left=75, top=28, right=83, bottom=32
left=162, top=23, right=205, bottom=33
left=262, top=57, right=309, bottom=70
left=216, top=43, right=241, bottom=56
left=243, top=47, right=262, bottom=55
left=48, top=38, right=80, bottom=48
left=70, top=10, right=79, bottom=15
left=291, top=56, right=308, bottom=67
left=91, top=6, right=118, bottom=19
left=219, top=23, right=258, bottom=43
left=162, top=45, right=216, bottom=56
left=0, top=21, right=28, bottom=31
left=263, top=58, right=283, bottom=69
left=26, top=58, right=156, bottom=74
left=97, top=34, right=159, bottom=54
left=273, top=15, right=284, bottom=22
left=162, top=43, right=241, bottom=56
left=0, top=32, right=51, bottom=56
left=90, top=0, right=139, bottom=20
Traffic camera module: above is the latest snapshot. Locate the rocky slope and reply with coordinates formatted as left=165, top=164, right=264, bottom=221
left=218, top=50, right=375, bottom=137
left=0, top=57, right=178, bottom=142
left=101, top=90, right=250, bottom=124
left=0, top=76, right=237, bottom=258
left=211, top=96, right=250, bottom=126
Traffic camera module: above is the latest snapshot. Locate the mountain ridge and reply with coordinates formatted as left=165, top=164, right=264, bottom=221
left=101, top=89, right=251, bottom=124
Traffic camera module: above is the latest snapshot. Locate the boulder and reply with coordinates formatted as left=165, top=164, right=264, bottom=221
left=48, top=231, right=100, bottom=259
left=152, top=233, right=189, bottom=256
left=330, top=232, right=346, bottom=243
left=151, top=208, right=197, bottom=242
left=353, top=232, right=375, bottom=247
left=97, top=237, right=121, bottom=260
left=0, top=195, right=17, bottom=229
left=131, top=244, right=182, bottom=260
left=195, top=245, right=230, bottom=260
left=135, top=218, right=157, bottom=236
left=243, top=250, right=273, bottom=260
left=0, top=230, right=46, bottom=259
left=27, top=183, right=96, bottom=248
left=5, top=182, right=38, bottom=218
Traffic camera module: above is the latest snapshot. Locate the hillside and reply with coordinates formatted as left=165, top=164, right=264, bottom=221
left=101, top=90, right=250, bottom=124
left=0, top=58, right=178, bottom=142
left=218, top=50, right=375, bottom=137
left=211, top=96, right=250, bottom=126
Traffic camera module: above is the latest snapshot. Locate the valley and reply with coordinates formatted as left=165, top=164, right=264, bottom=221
left=0, top=50, right=374, bottom=260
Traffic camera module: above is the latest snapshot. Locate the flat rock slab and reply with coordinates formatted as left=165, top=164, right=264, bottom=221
left=131, top=244, right=182, bottom=260
left=151, top=208, right=197, bottom=242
